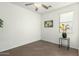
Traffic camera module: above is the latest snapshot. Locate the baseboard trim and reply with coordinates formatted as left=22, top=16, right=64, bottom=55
left=42, top=40, right=78, bottom=50
left=0, top=39, right=41, bottom=52
left=0, top=39, right=78, bottom=55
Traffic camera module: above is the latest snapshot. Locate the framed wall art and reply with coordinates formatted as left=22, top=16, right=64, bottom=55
left=44, top=20, right=53, bottom=28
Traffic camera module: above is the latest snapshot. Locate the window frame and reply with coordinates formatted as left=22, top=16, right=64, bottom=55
left=59, top=11, right=74, bottom=34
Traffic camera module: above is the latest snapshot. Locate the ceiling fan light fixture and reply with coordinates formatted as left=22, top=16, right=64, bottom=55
left=34, top=3, right=41, bottom=8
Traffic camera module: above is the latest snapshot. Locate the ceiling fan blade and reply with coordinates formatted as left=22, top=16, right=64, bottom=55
left=25, top=3, right=34, bottom=6
left=48, top=5, right=52, bottom=8
left=42, top=4, right=48, bottom=9
left=35, top=7, right=38, bottom=11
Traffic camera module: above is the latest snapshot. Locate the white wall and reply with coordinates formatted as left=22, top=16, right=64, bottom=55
left=0, top=3, right=41, bottom=52
left=41, top=3, right=79, bottom=49
left=0, top=2, right=78, bottom=52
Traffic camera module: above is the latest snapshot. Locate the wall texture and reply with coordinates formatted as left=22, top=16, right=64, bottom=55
left=0, top=2, right=79, bottom=52
left=41, top=3, right=79, bottom=49
left=0, top=3, right=41, bottom=52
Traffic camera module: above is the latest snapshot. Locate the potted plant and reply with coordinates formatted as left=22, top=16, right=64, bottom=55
left=59, top=23, right=70, bottom=38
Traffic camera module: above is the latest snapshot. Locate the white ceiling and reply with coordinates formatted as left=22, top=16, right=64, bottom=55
left=11, top=2, right=76, bottom=14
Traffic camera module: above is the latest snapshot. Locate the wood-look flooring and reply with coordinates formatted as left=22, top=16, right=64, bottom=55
left=0, top=40, right=78, bottom=56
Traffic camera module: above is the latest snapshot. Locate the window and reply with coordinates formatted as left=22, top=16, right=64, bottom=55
left=59, top=12, right=73, bottom=33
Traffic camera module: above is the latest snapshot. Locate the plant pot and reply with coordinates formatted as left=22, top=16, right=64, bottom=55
left=62, top=32, right=67, bottom=38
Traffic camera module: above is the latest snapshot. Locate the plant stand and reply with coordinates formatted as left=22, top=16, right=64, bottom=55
left=59, top=37, right=70, bottom=50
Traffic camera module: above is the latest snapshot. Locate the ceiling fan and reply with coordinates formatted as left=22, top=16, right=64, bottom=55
left=25, top=3, right=52, bottom=11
